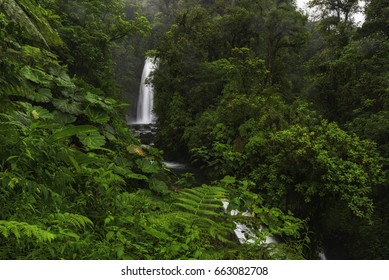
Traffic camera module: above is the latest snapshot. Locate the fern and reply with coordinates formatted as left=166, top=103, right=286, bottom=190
left=52, top=167, right=76, bottom=194
left=157, top=211, right=232, bottom=244
left=172, top=185, right=235, bottom=246
left=175, top=185, right=226, bottom=216
left=50, top=212, right=93, bottom=230
left=0, top=220, right=56, bottom=242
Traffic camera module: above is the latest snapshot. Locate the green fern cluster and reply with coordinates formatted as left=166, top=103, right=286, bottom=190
left=175, top=185, right=226, bottom=215
left=90, top=182, right=308, bottom=260
left=0, top=220, right=55, bottom=242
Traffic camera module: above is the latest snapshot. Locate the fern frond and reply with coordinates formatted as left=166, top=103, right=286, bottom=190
left=50, top=212, right=93, bottom=229
left=172, top=186, right=236, bottom=244
left=52, top=168, right=76, bottom=194
left=156, top=211, right=234, bottom=244
left=140, top=221, right=172, bottom=241
left=175, top=185, right=226, bottom=215
left=0, top=220, right=56, bottom=242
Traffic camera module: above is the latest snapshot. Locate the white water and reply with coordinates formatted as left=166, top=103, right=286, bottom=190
left=163, top=161, right=188, bottom=170
left=134, top=58, right=156, bottom=124
left=222, top=201, right=277, bottom=245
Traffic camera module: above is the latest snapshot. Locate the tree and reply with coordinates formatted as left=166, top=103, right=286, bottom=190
left=359, top=0, right=389, bottom=37
left=308, top=0, right=361, bottom=48
left=245, top=120, right=381, bottom=219
left=152, top=0, right=308, bottom=156
left=308, top=0, right=361, bottom=22
left=263, top=0, right=308, bottom=87
left=44, top=0, right=150, bottom=94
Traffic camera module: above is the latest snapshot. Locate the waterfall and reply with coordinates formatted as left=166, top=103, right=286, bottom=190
left=134, top=58, right=156, bottom=124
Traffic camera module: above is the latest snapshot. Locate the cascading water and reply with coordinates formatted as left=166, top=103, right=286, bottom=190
left=130, top=58, right=157, bottom=145
left=134, top=58, right=156, bottom=124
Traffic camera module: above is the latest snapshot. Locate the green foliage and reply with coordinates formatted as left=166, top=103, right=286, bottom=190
left=44, top=0, right=151, bottom=94
left=98, top=181, right=308, bottom=260
left=360, top=0, right=389, bottom=37
left=0, top=0, right=63, bottom=48
left=303, top=6, right=388, bottom=259
left=149, top=1, right=388, bottom=259
left=192, top=142, right=244, bottom=179
left=1, top=0, right=388, bottom=261
left=50, top=212, right=93, bottom=230
left=0, top=0, right=175, bottom=260
left=49, top=125, right=98, bottom=142
left=0, top=220, right=55, bottom=242
left=248, top=120, right=381, bottom=219
left=152, top=0, right=307, bottom=155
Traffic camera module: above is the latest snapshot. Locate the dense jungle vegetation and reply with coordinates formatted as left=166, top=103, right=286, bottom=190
left=0, top=0, right=388, bottom=259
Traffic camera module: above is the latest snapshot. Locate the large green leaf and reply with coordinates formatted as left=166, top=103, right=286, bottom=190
left=48, top=65, right=75, bottom=87
left=148, top=178, right=169, bottom=194
left=27, top=88, right=52, bottom=102
left=77, top=131, right=106, bottom=149
left=29, top=106, right=53, bottom=120
left=84, top=92, right=104, bottom=105
left=49, top=125, right=98, bottom=142
left=17, top=102, right=53, bottom=120
left=52, top=98, right=83, bottom=115
left=52, top=111, right=76, bottom=125
left=54, top=75, right=75, bottom=88
left=136, top=158, right=161, bottom=174
left=85, top=92, right=117, bottom=112
left=84, top=107, right=110, bottom=124
left=127, top=172, right=148, bottom=181
left=20, top=66, right=52, bottom=86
